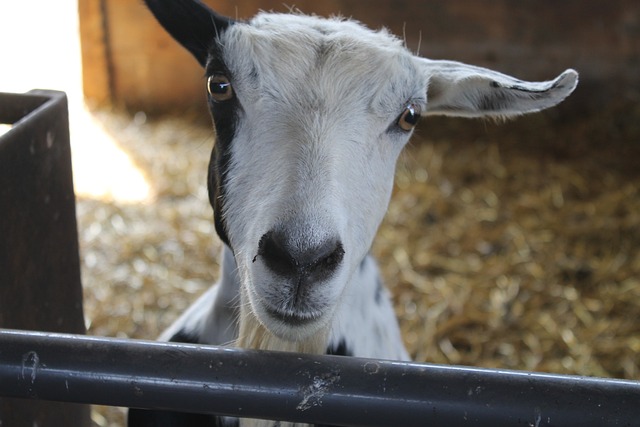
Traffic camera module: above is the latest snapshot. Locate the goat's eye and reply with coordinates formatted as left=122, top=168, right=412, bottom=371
left=207, top=75, right=233, bottom=101
left=397, top=103, right=421, bottom=131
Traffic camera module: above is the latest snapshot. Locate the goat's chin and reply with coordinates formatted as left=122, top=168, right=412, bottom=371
left=236, top=294, right=331, bottom=354
left=234, top=261, right=345, bottom=353
left=236, top=280, right=333, bottom=354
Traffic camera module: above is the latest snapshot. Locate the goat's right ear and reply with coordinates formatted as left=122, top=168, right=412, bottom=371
left=143, top=0, right=234, bottom=66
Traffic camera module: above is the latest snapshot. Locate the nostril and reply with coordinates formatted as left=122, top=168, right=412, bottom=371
left=257, top=230, right=344, bottom=280
left=317, top=242, right=344, bottom=271
left=257, top=231, right=297, bottom=276
left=306, top=241, right=344, bottom=283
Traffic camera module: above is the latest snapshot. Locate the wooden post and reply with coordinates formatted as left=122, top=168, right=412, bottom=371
left=0, top=90, right=90, bottom=427
left=78, top=0, right=112, bottom=107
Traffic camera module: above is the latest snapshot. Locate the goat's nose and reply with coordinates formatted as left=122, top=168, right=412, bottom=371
left=257, top=230, right=344, bottom=282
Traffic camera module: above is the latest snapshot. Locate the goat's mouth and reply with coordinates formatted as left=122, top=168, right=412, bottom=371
left=244, top=275, right=336, bottom=340
left=240, top=267, right=341, bottom=341
left=263, top=305, right=323, bottom=327
left=257, top=280, right=332, bottom=328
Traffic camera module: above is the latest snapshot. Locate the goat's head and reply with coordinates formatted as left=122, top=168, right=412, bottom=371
left=144, top=0, right=578, bottom=347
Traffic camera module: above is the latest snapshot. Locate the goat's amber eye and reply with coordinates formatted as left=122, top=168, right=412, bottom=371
left=207, top=75, right=233, bottom=101
left=397, top=103, right=421, bottom=131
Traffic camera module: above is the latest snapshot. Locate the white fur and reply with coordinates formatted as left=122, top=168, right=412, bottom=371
left=219, top=15, right=424, bottom=349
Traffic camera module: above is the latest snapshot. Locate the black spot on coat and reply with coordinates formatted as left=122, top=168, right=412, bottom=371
left=326, top=339, right=352, bottom=357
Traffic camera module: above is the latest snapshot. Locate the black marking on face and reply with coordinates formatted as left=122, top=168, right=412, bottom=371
left=206, top=46, right=241, bottom=250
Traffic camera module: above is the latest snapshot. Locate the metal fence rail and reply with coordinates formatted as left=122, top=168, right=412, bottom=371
left=1, top=329, right=639, bottom=427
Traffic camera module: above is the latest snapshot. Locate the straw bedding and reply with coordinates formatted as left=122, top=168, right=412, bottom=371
left=78, top=109, right=639, bottom=426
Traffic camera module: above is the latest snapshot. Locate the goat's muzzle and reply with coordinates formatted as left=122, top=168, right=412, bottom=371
left=255, top=228, right=345, bottom=324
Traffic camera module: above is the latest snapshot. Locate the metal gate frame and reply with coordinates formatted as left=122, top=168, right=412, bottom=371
left=1, top=328, right=639, bottom=427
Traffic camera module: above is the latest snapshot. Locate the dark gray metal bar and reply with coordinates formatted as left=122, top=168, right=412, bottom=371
left=1, top=329, right=639, bottom=426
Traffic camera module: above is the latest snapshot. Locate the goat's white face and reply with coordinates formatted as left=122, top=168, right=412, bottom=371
left=144, top=1, right=578, bottom=343
left=217, top=15, right=426, bottom=340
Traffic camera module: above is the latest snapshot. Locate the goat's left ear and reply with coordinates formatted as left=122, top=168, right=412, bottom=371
left=416, top=58, right=578, bottom=118
left=144, top=0, right=235, bottom=67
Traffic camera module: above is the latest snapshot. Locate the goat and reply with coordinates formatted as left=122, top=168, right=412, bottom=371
left=129, top=1, right=578, bottom=426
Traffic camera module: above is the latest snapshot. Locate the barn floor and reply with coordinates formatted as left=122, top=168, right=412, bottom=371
left=77, top=106, right=640, bottom=426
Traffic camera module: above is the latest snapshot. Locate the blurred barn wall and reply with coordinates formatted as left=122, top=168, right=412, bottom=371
left=79, top=0, right=639, bottom=123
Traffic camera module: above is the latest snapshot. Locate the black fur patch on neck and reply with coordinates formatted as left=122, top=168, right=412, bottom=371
left=326, top=339, right=352, bottom=357
left=168, top=329, right=200, bottom=344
